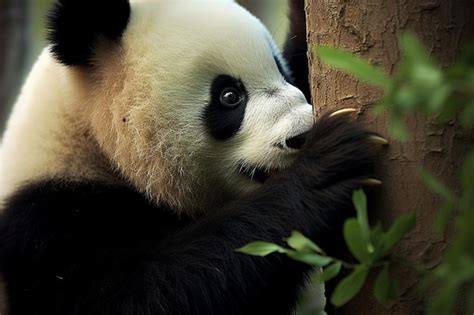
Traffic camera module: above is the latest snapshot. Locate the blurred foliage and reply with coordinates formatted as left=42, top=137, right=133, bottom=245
left=240, top=33, right=474, bottom=314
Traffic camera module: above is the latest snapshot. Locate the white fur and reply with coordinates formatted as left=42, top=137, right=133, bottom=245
left=0, top=51, right=117, bottom=205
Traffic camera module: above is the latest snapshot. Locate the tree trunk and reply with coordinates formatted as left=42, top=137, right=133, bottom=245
left=306, top=0, right=474, bottom=314
left=0, top=0, right=30, bottom=134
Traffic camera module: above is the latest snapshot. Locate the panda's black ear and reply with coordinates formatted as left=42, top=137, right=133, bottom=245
left=47, top=0, right=131, bottom=66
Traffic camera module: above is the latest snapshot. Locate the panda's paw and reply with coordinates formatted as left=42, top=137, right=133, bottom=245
left=297, top=109, right=387, bottom=188
left=359, top=178, right=383, bottom=186
left=328, top=107, right=358, bottom=118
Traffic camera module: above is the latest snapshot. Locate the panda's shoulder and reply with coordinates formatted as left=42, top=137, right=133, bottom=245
left=0, top=180, right=189, bottom=248
left=2, top=180, right=150, bottom=217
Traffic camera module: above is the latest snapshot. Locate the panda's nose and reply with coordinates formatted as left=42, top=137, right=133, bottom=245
left=285, top=131, right=309, bottom=150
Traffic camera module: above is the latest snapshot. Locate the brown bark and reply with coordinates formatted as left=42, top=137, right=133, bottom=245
left=0, top=0, right=30, bottom=134
left=306, top=0, right=474, bottom=314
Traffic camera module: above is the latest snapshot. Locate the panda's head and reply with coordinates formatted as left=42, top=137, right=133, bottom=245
left=48, top=0, right=313, bottom=212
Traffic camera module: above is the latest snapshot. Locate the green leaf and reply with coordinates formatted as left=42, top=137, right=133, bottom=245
left=373, top=101, right=388, bottom=116
left=369, top=223, right=386, bottom=259
left=313, top=262, right=343, bottom=284
left=437, top=99, right=463, bottom=124
left=343, top=219, right=372, bottom=263
left=353, top=190, right=368, bottom=231
left=460, top=99, right=474, bottom=129
left=394, top=85, right=418, bottom=109
left=374, top=264, right=397, bottom=304
left=387, top=278, right=398, bottom=301
left=286, top=230, right=324, bottom=254
left=420, top=169, right=456, bottom=203
left=411, top=63, right=443, bottom=88
left=237, top=241, right=287, bottom=256
left=427, top=281, right=458, bottom=315
left=433, top=202, right=454, bottom=235
left=400, top=32, right=430, bottom=65
left=369, top=223, right=384, bottom=246
left=330, top=264, right=370, bottom=307
left=315, top=46, right=392, bottom=89
left=287, top=252, right=333, bottom=267
left=382, top=212, right=416, bottom=254
left=352, top=190, right=371, bottom=250
left=427, top=84, right=451, bottom=113
left=389, top=117, right=409, bottom=141
left=425, top=165, right=456, bottom=233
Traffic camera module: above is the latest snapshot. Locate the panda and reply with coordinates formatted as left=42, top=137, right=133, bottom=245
left=0, top=0, right=384, bottom=314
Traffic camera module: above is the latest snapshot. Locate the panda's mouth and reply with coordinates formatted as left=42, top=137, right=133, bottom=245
left=237, top=163, right=282, bottom=183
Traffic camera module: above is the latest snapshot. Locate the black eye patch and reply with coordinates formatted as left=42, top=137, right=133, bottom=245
left=203, top=75, right=248, bottom=140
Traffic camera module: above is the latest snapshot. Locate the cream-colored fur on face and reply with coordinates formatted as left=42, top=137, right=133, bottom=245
left=0, top=0, right=313, bottom=213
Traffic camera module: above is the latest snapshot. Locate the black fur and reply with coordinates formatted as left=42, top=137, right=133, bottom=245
left=204, top=75, right=249, bottom=140
left=0, top=114, right=378, bottom=315
left=283, top=0, right=310, bottom=101
left=47, top=0, right=130, bottom=66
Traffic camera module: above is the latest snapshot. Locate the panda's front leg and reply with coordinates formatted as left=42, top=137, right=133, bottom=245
left=100, top=111, right=381, bottom=315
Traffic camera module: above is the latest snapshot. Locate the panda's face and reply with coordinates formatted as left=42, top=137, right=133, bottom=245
left=90, top=0, right=313, bottom=211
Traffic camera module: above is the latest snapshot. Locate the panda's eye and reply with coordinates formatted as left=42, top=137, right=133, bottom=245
left=220, top=88, right=242, bottom=108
